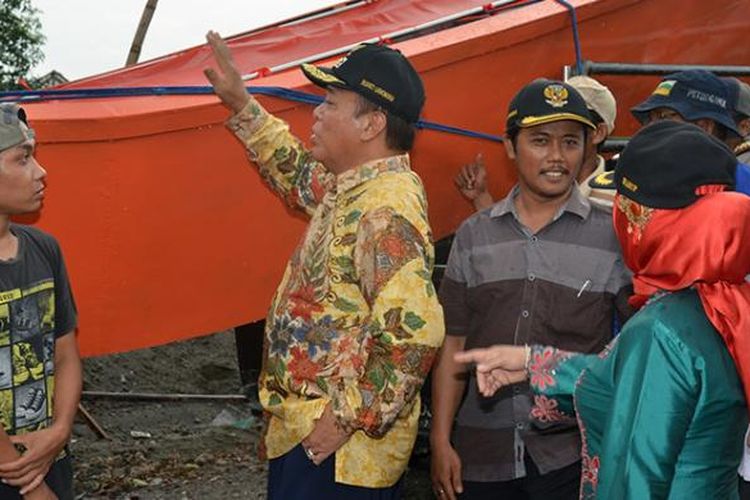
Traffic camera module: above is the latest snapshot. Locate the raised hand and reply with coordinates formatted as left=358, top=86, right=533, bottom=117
left=454, top=154, right=493, bottom=210
left=203, top=30, right=251, bottom=113
left=453, top=345, right=527, bottom=397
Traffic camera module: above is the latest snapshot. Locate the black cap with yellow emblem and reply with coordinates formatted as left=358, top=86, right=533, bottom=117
left=614, top=121, right=736, bottom=208
left=301, top=44, right=425, bottom=124
left=506, top=78, right=595, bottom=133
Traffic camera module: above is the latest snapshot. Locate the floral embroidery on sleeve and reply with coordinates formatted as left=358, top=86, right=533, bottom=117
left=528, top=345, right=572, bottom=391
left=575, top=372, right=601, bottom=499
left=581, top=453, right=600, bottom=493
left=578, top=403, right=601, bottom=499
left=530, top=395, right=565, bottom=423
left=527, top=345, right=578, bottom=423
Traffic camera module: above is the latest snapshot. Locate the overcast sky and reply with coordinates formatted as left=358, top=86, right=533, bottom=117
left=32, top=0, right=337, bottom=81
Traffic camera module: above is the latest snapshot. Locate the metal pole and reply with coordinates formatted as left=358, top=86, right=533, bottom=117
left=126, top=0, right=159, bottom=67
left=585, top=62, right=750, bottom=77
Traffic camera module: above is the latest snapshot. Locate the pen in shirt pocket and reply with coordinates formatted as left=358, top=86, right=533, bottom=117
left=577, top=279, right=591, bottom=298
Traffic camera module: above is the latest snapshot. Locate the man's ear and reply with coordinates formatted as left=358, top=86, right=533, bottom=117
left=503, top=135, right=516, bottom=160
left=739, top=117, right=750, bottom=138
left=359, top=110, right=387, bottom=142
left=592, top=123, right=608, bottom=146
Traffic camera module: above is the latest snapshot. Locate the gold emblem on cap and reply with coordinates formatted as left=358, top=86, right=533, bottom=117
left=301, top=63, right=345, bottom=86
left=621, top=176, right=639, bottom=192
left=360, top=79, right=395, bottom=102
left=544, top=84, right=569, bottom=108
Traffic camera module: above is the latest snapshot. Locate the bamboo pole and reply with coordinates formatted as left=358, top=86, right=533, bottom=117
left=126, top=0, right=159, bottom=66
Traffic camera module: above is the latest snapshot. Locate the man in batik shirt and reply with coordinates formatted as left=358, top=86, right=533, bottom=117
left=204, top=32, right=444, bottom=499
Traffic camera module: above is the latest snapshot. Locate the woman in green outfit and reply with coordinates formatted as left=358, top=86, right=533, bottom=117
left=455, top=121, right=750, bottom=499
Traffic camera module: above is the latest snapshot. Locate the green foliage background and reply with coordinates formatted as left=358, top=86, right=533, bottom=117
left=0, top=0, right=45, bottom=90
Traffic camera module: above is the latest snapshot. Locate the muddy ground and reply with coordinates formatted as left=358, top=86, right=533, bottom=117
left=73, top=330, right=432, bottom=499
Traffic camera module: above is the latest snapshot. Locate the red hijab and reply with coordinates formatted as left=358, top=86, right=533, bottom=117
left=614, top=190, right=750, bottom=411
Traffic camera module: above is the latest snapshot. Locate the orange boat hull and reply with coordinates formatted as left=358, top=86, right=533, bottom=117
left=17, top=0, right=750, bottom=356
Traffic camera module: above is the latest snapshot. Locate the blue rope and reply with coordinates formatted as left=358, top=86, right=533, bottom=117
left=0, top=85, right=503, bottom=143
left=553, top=0, right=584, bottom=76
left=416, top=121, right=503, bottom=142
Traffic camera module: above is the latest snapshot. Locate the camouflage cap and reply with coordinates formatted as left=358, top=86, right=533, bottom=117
left=0, top=103, right=34, bottom=153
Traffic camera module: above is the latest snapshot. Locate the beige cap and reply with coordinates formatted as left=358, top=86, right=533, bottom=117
left=567, top=75, right=617, bottom=135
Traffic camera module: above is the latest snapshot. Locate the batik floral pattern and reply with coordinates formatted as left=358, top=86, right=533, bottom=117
left=226, top=102, right=333, bottom=216
left=228, top=102, right=444, bottom=487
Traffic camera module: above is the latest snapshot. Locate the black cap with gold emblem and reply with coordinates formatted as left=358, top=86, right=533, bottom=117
left=506, top=78, right=595, bottom=133
left=301, top=44, right=425, bottom=124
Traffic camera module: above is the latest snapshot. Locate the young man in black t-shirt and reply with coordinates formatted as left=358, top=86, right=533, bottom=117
left=0, top=103, right=82, bottom=500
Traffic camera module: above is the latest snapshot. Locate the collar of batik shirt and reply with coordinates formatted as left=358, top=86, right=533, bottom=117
left=335, top=153, right=411, bottom=195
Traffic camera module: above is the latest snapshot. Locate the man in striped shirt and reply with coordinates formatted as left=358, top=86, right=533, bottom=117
left=430, top=79, right=632, bottom=500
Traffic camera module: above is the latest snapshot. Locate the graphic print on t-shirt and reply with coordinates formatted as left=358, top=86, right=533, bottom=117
left=0, top=280, right=55, bottom=433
